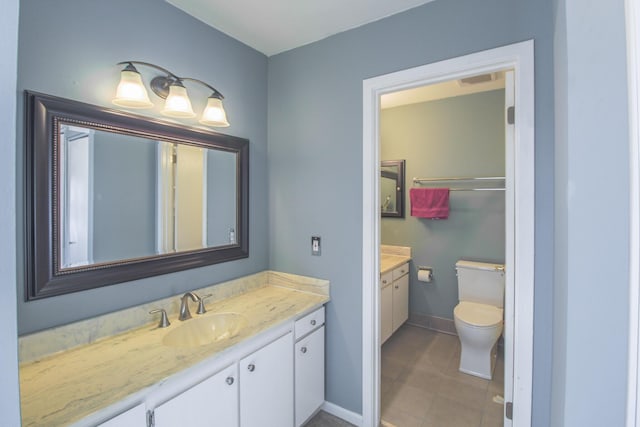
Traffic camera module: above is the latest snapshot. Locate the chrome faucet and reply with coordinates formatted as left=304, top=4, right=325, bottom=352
left=179, top=292, right=200, bottom=321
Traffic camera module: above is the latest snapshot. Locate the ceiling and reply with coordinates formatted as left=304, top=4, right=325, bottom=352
left=165, top=0, right=435, bottom=56
left=381, top=72, right=506, bottom=109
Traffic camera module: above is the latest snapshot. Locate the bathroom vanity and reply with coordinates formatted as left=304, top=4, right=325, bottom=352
left=380, top=245, right=411, bottom=344
left=18, top=271, right=329, bottom=427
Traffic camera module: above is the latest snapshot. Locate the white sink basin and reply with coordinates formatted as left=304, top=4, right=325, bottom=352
left=162, top=313, right=246, bottom=348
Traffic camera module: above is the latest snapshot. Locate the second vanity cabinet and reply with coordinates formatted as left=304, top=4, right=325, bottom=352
left=381, top=262, right=409, bottom=344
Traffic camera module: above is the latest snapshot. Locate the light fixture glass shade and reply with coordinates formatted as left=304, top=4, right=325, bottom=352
left=113, top=69, right=153, bottom=108
left=161, top=84, right=196, bottom=118
left=200, top=96, right=230, bottom=127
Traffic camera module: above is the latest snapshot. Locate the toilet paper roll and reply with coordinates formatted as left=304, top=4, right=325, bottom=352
left=418, top=268, right=433, bottom=283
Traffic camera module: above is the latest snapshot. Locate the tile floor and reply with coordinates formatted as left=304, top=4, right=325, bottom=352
left=304, top=324, right=504, bottom=427
left=304, top=410, right=356, bottom=427
left=381, top=324, right=504, bottom=427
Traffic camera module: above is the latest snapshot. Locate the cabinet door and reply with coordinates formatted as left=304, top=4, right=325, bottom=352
left=98, top=403, right=145, bottom=426
left=381, top=283, right=393, bottom=344
left=295, top=326, right=325, bottom=426
left=392, top=273, right=409, bottom=332
left=240, top=332, right=293, bottom=427
left=153, top=364, right=239, bottom=427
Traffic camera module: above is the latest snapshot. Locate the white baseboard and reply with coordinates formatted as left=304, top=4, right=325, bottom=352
left=321, top=401, right=363, bottom=427
left=408, top=313, right=457, bottom=335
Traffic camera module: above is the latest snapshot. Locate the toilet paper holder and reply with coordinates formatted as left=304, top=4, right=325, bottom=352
left=418, top=266, right=434, bottom=282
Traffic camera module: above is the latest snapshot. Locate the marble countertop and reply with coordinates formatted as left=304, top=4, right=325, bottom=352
left=381, top=253, right=411, bottom=275
left=19, top=282, right=329, bottom=426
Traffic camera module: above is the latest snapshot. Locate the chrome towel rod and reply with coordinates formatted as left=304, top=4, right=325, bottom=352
left=412, top=176, right=505, bottom=191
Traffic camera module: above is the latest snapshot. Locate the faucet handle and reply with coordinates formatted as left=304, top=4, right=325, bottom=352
left=149, top=309, right=171, bottom=328
left=197, top=294, right=213, bottom=315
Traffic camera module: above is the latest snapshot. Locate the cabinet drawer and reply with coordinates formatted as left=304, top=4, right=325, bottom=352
left=380, top=271, right=393, bottom=289
left=295, top=307, right=325, bottom=340
left=392, top=263, right=409, bottom=280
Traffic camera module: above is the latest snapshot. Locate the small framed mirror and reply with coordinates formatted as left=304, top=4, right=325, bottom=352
left=381, top=160, right=405, bottom=218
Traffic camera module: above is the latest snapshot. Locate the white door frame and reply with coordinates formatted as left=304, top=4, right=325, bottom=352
left=362, top=40, right=535, bottom=427
left=626, top=0, right=640, bottom=423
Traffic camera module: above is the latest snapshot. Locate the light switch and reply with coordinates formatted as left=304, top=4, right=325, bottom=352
left=311, top=236, right=321, bottom=256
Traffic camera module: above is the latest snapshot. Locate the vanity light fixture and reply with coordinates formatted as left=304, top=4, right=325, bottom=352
left=113, top=61, right=230, bottom=127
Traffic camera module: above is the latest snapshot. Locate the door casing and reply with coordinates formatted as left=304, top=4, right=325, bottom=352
left=362, top=40, right=535, bottom=427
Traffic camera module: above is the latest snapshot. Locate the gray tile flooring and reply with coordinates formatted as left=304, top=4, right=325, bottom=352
left=381, top=324, right=504, bottom=427
left=304, top=410, right=356, bottom=427
left=304, top=324, right=504, bottom=427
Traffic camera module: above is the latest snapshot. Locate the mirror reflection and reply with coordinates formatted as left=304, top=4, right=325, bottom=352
left=59, top=125, right=238, bottom=269
left=381, top=160, right=406, bottom=218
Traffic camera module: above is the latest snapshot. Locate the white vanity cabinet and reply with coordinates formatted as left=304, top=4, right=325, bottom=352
left=380, top=271, right=394, bottom=344
left=152, top=364, right=239, bottom=427
left=239, top=332, right=294, bottom=427
left=147, top=333, right=294, bottom=427
left=97, top=403, right=146, bottom=426
left=392, top=264, right=409, bottom=331
left=294, top=307, right=325, bottom=426
left=381, top=262, right=409, bottom=344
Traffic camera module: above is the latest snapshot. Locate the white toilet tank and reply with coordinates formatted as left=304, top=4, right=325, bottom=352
left=456, top=260, right=505, bottom=308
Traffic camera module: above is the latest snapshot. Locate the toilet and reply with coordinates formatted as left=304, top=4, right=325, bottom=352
left=453, top=259, right=505, bottom=380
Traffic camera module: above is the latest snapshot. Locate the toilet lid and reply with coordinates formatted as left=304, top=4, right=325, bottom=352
left=454, top=301, right=503, bottom=327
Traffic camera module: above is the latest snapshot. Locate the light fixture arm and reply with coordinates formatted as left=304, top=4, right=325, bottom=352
left=181, top=77, right=225, bottom=100
left=117, top=61, right=180, bottom=81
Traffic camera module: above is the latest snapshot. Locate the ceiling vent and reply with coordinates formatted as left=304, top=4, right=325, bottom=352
left=458, top=73, right=498, bottom=86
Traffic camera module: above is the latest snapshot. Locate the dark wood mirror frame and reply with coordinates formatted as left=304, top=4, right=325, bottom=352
left=24, top=91, right=249, bottom=301
left=381, top=159, right=405, bottom=218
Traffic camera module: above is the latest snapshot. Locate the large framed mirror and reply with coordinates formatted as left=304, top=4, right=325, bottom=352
left=24, top=91, right=249, bottom=300
left=381, top=160, right=405, bottom=218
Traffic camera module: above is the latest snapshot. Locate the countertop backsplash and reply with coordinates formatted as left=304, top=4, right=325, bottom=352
left=19, top=270, right=329, bottom=363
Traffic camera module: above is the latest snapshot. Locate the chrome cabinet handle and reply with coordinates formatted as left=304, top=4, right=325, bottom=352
left=247, top=364, right=255, bottom=372
left=226, top=376, right=234, bottom=385
left=310, top=319, right=316, bottom=326
left=382, top=280, right=388, bottom=284
left=301, top=347, right=308, bottom=354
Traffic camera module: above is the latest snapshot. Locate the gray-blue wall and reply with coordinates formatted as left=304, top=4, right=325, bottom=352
left=16, top=0, right=269, bottom=334
left=1, top=0, right=21, bottom=423
left=268, top=0, right=554, bottom=420
left=381, top=90, right=505, bottom=321
left=552, top=0, right=630, bottom=425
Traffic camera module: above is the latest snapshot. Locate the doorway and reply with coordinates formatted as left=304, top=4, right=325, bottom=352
left=362, top=41, right=535, bottom=427
left=379, top=73, right=507, bottom=426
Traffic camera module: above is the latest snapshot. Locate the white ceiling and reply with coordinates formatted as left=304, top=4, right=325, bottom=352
left=381, top=72, right=506, bottom=109
left=165, top=0, right=435, bottom=56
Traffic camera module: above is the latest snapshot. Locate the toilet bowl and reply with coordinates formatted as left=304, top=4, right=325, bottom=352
left=454, top=301, right=503, bottom=379
left=454, top=260, right=505, bottom=380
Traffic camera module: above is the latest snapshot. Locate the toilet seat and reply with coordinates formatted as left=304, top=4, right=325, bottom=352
left=454, top=301, right=503, bottom=328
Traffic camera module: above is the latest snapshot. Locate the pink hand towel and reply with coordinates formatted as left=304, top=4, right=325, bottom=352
left=410, top=188, right=450, bottom=219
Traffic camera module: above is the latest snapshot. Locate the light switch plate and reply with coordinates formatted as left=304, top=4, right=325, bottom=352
left=311, top=236, right=321, bottom=256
